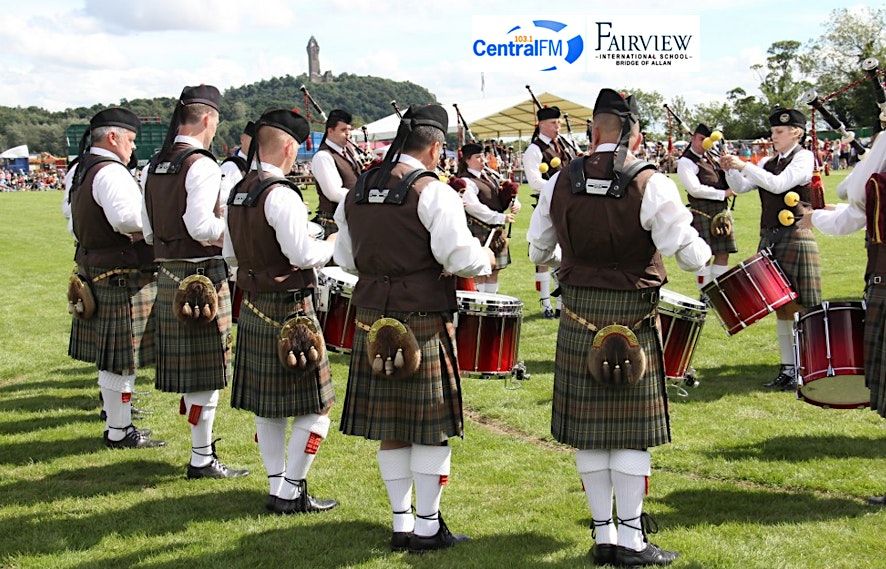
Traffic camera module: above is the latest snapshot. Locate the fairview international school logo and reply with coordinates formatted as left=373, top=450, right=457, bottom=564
left=470, top=15, right=699, bottom=73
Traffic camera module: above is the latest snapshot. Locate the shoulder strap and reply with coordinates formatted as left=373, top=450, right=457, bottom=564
left=228, top=175, right=302, bottom=208
left=608, top=160, right=657, bottom=199
left=71, top=156, right=120, bottom=197
left=149, top=147, right=216, bottom=176
left=354, top=167, right=438, bottom=205
left=568, top=156, right=588, bottom=194
left=221, top=155, right=248, bottom=174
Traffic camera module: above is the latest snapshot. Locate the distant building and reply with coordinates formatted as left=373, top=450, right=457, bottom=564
left=307, top=36, right=334, bottom=84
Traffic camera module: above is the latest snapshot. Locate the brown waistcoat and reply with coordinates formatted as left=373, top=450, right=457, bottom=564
left=344, top=163, right=456, bottom=312
left=71, top=153, right=154, bottom=269
left=759, top=148, right=811, bottom=230
left=227, top=172, right=317, bottom=293
left=533, top=138, right=573, bottom=181
left=680, top=147, right=728, bottom=207
left=463, top=170, right=506, bottom=212
left=144, top=142, right=222, bottom=259
left=866, top=172, right=886, bottom=281
left=550, top=151, right=667, bottom=290
left=315, top=142, right=360, bottom=216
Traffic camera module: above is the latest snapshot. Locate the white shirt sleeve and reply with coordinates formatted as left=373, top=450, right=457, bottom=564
left=641, top=173, right=712, bottom=272
left=182, top=156, right=226, bottom=244
left=462, top=179, right=507, bottom=225
left=140, top=165, right=154, bottom=245
left=222, top=209, right=237, bottom=270
left=736, top=150, right=814, bottom=195
left=811, top=204, right=866, bottom=236
left=219, top=160, right=244, bottom=198
left=527, top=173, right=562, bottom=267
left=63, top=165, right=77, bottom=237
left=332, top=199, right=357, bottom=274
left=417, top=181, right=492, bottom=277
left=311, top=150, right=349, bottom=203
left=677, top=157, right=727, bottom=201
left=92, top=163, right=144, bottom=235
left=264, top=186, right=333, bottom=269
left=725, top=163, right=759, bottom=194
left=522, top=144, right=545, bottom=193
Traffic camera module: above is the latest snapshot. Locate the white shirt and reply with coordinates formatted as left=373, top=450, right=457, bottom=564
left=311, top=139, right=357, bottom=204
left=676, top=148, right=728, bottom=201
left=462, top=168, right=520, bottom=225
left=333, top=153, right=492, bottom=277
left=66, top=147, right=143, bottom=238
left=522, top=134, right=554, bottom=194
left=61, top=162, right=77, bottom=227
left=527, top=143, right=711, bottom=272
left=219, top=149, right=248, bottom=197
left=725, top=144, right=814, bottom=196
left=812, top=133, right=886, bottom=236
left=140, top=135, right=225, bottom=260
left=223, top=162, right=333, bottom=272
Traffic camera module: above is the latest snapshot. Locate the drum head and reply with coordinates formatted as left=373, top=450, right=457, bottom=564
left=307, top=221, right=324, bottom=240
left=320, top=266, right=358, bottom=286
left=799, top=375, right=870, bottom=409
left=456, top=291, right=523, bottom=316
left=659, top=288, right=707, bottom=320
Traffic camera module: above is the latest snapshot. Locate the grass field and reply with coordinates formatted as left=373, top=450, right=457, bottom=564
left=1, top=171, right=884, bottom=569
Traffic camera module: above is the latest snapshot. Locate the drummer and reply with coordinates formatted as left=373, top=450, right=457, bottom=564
left=803, top=130, right=886, bottom=506
left=456, top=142, right=520, bottom=294
left=676, top=123, right=737, bottom=292
left=722, top=108, right=820, bottom=391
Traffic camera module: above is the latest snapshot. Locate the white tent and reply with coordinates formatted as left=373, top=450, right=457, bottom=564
left=0, top=145, right=29, bottom=159
left=356, top=92, right=595, bottom=142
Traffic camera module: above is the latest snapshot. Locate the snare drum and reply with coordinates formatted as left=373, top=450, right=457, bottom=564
left=794, top=301, right=869, bottom=409
left=455, top=291, right=522, bottom=376
left=317, top=266, right=358, bottom=352
left=456, top=276, right=477, bottom=291
left=658, top=289, right=707, bottom=380
left=702, top=249, right=797, bottom=335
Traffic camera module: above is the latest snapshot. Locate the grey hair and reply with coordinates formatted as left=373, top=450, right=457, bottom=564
left=403, top=126, right=445, bottom=153
left=91, top=126, right=131, bottom=142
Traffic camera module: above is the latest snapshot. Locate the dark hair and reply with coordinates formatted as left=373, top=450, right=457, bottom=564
left=179, top=103, right=217, bottom=126
left=402, top=125, right=444, bottom=154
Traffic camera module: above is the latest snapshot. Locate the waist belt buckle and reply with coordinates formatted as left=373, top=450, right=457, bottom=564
left=874, top=276, right=883, bottom=286
left=116, top=277, right=128, bottom=287
left=196, top=267, right=206, bottom=276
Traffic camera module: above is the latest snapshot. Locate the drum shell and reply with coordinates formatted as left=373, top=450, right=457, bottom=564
left=454, top=292, right=523, bottom=375
left=317, top=267, right=358, bottom=352
left=658, top=289, right=706, bottom=379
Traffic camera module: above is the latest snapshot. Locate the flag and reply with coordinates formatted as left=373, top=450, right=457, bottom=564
left=0, top=145, right=29, bottom=159
left=481, top=72, right=485, bottom=96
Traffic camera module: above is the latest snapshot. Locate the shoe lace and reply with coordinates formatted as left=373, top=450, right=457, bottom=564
left=590, top=518, right=612, bottom=540
left=283, top=477, right=308, bottom=505
left=192, top=438, right=221, bottom=460
left=108, top=424, right=143, bottom=439
left=616, top=512, right=659, bottom=542
left=416, top=510, right=450, bottom=537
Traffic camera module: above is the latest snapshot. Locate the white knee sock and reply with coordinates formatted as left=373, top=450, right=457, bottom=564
left=536, top=271, right=552, bottom=308
left=411, top=444, right=451, bottom=537
left=611, top=450, right=652, bottom=552
left=487, top=281, right=499, bottom=294
left=101, top=387, right=126, bottom=441
left=710, top=263, right=729, bottom=280
left=695, top=265, right=711, bottom=290
left=378, top=447, right=414, bottom=533
left=255, top=416, right=287, bottom=496
left=280, top=414, right=330, bottom=500
left=576, top=450, right=616, bottom=545
left=776, top=319, right=795, bottom=366
left=184, top=390, right=220, bottom=467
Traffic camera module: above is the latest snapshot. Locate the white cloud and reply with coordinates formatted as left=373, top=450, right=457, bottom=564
left=83, top=0, right=295, bottom=33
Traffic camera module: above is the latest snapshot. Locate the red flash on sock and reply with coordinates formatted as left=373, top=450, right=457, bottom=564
left=535, top=281, right=541, bottom=291
left=179, top=397, right=186, bottom=415
left=439, top=475, right=449, bottom=486
left=121, top=392, right=132, bottom=404
left=645, top=476, right=650, bottom=496
left=697, top=275, right=704, bottom=284
left=304, top=432, right=323, bottom=454
left=187, top=404, right=203, bottom=426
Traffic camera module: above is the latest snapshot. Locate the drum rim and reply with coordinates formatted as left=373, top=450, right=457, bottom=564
left=797, top=374, right=869, bottom=409
left=796, top=300, right=865, bottom=321
left=659, top=288, right=706, bottom=310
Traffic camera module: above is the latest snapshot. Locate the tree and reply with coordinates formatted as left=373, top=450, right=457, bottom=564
left=621, top=88, right=665, bottom=136
left=752, top=40, right=814, bottom=109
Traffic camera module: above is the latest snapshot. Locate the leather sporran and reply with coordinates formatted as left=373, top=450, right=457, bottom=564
left=173, top=274, right=218, bottom=325
left=67, top=273, right=97, bottom=320
left=278, top=315, right=325, bottom=373
left=710, top=210, right=734, bottom=237
left=488, top=227, right=509, bottom=255
left=587, top=324, right=646, bottom=385
left=365, top=317, right=421, bottom=380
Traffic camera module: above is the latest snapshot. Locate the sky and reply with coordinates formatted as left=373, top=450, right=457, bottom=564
left=0, top=0, right=871, bottom=113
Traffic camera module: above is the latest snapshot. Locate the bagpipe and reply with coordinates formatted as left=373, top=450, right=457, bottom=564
left=862, top=57, right=886, bottom=133
left=299, top=84, right=376, bottom=170
left=450, top=102, right=519, bottom=204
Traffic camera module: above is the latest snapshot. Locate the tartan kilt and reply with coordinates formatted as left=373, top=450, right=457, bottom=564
left=552, top=284, right=671, bottom=450
left=688, top=200, right=737, bottom=255
left=340, top=308, right=463, bottom=444
left=154, top=259, right=232, bottom=393
left=68, top=264, right=97, bottom=364
left=467, top=217, right=511, bottom=268
left=863, top=285, right=886, bottom=418
left=89, top=267, right=157, bottom=375
left=758, top=228, right=822, bottom=307
left=230, top=291, right=335, bottom=418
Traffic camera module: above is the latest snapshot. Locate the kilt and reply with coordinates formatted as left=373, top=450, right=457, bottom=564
left=89, top=267, right=156, bottom=375
left=467, top=217, right=511, bottom=268
left=863, top=284, right=886, bottom=418
left=154, top=259, right=232, bottom=394
left=758, top=228, right=821, bottom=307
left=68, top=264, right=97, bottom=364
left=688, top=200, right=737, bottom=255
left=230, top=290, right=335, bottom=418
left=340, top=308, right=463, bottom=445
left=552, top=284, right=671, bottom=450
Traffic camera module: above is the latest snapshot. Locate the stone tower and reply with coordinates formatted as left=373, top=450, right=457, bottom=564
left=307, top=36, right=321, bottom=83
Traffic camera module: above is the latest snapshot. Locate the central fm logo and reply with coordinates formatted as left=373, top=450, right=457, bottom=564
left=472, top=19, right=584, bottom=71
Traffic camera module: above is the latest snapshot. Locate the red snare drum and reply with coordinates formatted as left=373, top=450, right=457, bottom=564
left=702, top=249, right=797, bottom=335
left=658, top=289, right=707, bottom=380
left=794, top=301, right=869, bottom=409
left=456, top=276, right=477, bottom=291
left=317, top=266, right=358, bottom=352
left=455, top=291, right=522, bottom=376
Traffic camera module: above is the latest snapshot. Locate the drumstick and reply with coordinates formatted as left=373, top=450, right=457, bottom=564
left=484, top=229, right=496, bottom=248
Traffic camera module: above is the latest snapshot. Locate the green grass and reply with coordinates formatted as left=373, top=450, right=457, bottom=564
left=1, top=172, right=884, bottom=569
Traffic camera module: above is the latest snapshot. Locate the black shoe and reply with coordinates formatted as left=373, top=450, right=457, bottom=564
left=764, top=366, right=795, bottom=388
left=390, top=531, right=412, bottom=552
left=779, top=376, right=799, bottom=392
left=543, top=307, right=557, bottom=319
left=589, top=543, right=617, bottom=565
left=408, top=513, right=469, bottom=553
left=103, top=426, right=166, bottom=449
left=267, top=483, right=337, bottom=514
left=615, top=543, right=678, bottom=567
left=187, top=457, right=250, bottom=479
left=868, top=495, right=886, bottom=506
